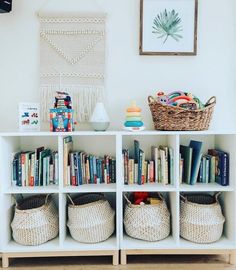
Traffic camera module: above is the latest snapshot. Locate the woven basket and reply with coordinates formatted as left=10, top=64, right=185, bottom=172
left=180, top=193, right=225, bottom=244
left=67, top=193, right=115, bottom=243
left=124, top=193, right=170, bottom=242
left=11, top=194, right=59, bottom=246
left=148, top=96, right=216, bottom=131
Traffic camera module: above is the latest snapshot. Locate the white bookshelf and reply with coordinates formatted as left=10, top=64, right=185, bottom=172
left=0, top=131, right=235, bottom=267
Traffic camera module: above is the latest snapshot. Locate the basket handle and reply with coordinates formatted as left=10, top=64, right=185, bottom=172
left=67, top=194, right=74, bottom=205
left=214, top=192, right=221, bottom=203
left=12, top=194, right=24, bottom=207
left=180, top=194, right=187, bottom=202
left=205, top=96, right=216, bottom=107
left=45, top=194, right=51, bottom=205
left=157, top=192, right=164, bottom=201
left=123, top=193, right=132, bottom=205
left=148, top=96, right=156, bottom=104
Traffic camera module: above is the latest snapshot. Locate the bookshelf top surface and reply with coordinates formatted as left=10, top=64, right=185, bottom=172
left=1, top=130, right=236, bottom=137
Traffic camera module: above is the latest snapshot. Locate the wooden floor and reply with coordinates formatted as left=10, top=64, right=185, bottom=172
left=0, top=255, right=235, bottom=270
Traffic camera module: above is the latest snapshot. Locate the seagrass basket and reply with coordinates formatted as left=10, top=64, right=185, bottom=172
left=67, top=193, right=115, bottom=243
left=180, top=193, right=225, bottom=244
left=148, top=96, right=216, bottom=131
left=11, top=194, right=59, bottom=246
left=124, top=193, right=170, bottom=242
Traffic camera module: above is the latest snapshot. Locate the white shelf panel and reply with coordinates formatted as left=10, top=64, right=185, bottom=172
left=5, top=238, right=60, bottom=252
left=4, top=186, right=59, bottom=194
left=179, top=183, right=234, bottom=192
left=2, top=130, right=236, bottom=137
left=122, top=235, right=177, bottom=250
left=62, top=184, right=116, bottom=193
left=179, top=237, right=235, bottom=250
left=63, top=235, right=117, bottom=251
left=122, top=183, right=176, bottom=192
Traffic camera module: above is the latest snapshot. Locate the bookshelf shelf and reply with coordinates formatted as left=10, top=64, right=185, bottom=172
left=0, top=131, right=235, bottom=267
left=4, top=186, right=59, bottom=194
left=123, top=183, right=176, bottom=192
left=179, top=183, right=234, bottom=192
left=62, top=184, right=116, bottom=193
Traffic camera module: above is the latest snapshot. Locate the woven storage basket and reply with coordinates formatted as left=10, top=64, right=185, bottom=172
left=11, top=194, right=59, bottom=246
left=180, top=193, right=225, bottom=244
left=124, top=193, right=170, bottom=242
left=67, top=193, right=115, bottom=243
left=148, top=96, right=216, bottom=131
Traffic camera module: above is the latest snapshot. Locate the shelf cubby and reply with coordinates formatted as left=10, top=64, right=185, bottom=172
left=122, top=134, right=178, bottom=188
left=2, top=193, right=60, bottom=252
left=179, top=134, right=236, bottom=191
left=0, top=135, right=59, bottom=192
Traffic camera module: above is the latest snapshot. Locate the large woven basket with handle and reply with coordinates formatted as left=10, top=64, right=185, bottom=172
left=124, top=193, right=170, bottom=242
left=148, top=96, right=216, bottom=131
left=11, top=194, right=59, bottom=246
left=180, top=193, right=225, bottom=244
left=67, top=193, right=115, bottom=243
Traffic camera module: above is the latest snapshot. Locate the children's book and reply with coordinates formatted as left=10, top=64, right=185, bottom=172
left=189, top=140, right=203, bottom=185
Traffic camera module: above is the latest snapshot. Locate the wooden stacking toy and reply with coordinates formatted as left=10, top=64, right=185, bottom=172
left=124, top=101, right=145, bottom=131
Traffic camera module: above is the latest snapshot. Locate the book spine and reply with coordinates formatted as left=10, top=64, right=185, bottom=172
left=30, top=154, right=35, bottom=186
left=93, top=156, right=97, bottom=184
left=220, top=153, right=229, bottom=186
left=43, top=157, right=47, bottom=186
left=134, top=163, right=138, bottom=184
left=89, top=156, right=94, bottom=184
left=77, top=153, right=82, bottom=186
left=70, top=153, right=75, bottom=186
left=55, top=153, right=59, bottom=185
left=73, top=153, right=78, bottom=186
left=111, top=159, right=116, bottom=183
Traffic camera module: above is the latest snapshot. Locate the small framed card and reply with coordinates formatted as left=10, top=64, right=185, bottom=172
left=18, top=103, right=40, bottom=132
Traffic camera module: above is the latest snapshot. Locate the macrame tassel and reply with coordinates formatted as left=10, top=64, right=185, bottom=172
left=41, top=85, right=105, bottom=123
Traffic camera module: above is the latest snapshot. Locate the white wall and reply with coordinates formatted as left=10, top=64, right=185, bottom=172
left=0, top=0, right=235, bottom=131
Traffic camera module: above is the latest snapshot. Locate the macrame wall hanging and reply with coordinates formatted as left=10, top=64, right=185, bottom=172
left=38, top=12, right=106, bottom=122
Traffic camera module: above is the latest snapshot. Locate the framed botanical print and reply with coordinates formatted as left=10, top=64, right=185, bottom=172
left=140, top=0, right=198, bottom=56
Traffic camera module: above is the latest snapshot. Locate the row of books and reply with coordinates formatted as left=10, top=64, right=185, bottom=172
left=123, top=140, right=174, bottom=185
left=12, top=147, right=59, bottom=187
left=63, top=136, right=116, bottom=186
left=180, top=140, right=229, bottom=186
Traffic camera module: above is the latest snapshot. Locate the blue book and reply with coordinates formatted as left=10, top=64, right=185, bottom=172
left=138, top=149, right=144, bottom=185
left=89, top=155, right=94, bottom=184
left=134, top=140, right=140, bottom=164
left=77, top=152, right=83, bottom=185
left=208, top=149, right=229, bottom=186
left=189, top=140, right=203, bottom=185
left=199, top=158, right=203, bottom=183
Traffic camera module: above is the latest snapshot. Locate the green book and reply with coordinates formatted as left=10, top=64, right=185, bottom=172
left=180, top=145, right=193, bottom=185
left=209, top=155, right=216, bottom=183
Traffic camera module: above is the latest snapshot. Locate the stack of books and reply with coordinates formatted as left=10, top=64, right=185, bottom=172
left=180, top=140, right=229, bottom=186
left=123, top=140, right=174, bottom=185
left=64, top=136, right=116, bottom=186
left=12, top=147, right=59, bottom=187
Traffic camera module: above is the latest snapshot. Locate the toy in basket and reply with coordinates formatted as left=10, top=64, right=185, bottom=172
left=123, top=192, right=170, bottom=242
left=180, top=193, right=225, bottom=244
left=124, top=101, right=145, bottom=131
left=148, top=91, right=216, bottom=131
left=11, top=194, right=59, bottom=246
left=67, top=193, right=115, bottom=243
left=50, top=91, right=75, bottom=132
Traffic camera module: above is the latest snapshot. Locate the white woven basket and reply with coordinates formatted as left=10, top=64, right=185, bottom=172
left=180, top=193, right=225, bottom=244
left=67, top=193, right=115, bottom=243
left=124, top=193, right=170, bottom=242
left=11, top=194, right=59, bottom=246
